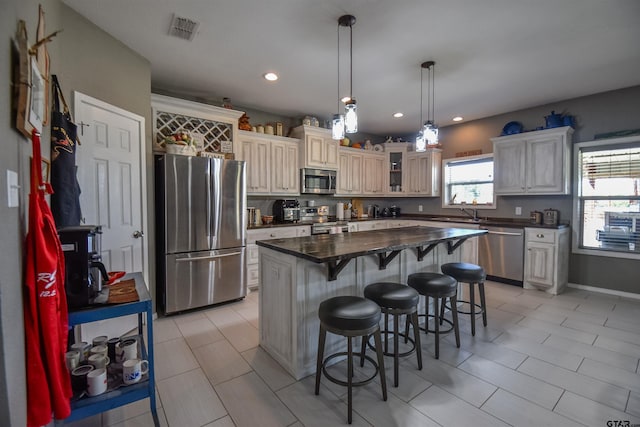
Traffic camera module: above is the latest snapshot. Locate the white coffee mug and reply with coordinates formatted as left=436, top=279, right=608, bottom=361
left=70, top=342, right=91, bottom=362
left=90, top=344, right=108, bottom=358
left=88, top=353, right=110, bottom=370
left=92, top=335, right=109, bottom=347
left=65, top=350, right=80, bottom=372
left=86, top=368, right=108, bottom=396
left=117, top=338, right=138, bottom=362
left=122, top=359, right=149, bottom=385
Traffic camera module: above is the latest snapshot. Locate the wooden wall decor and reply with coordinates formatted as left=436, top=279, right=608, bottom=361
left=35, top=5, right=50, bottom=126
left=13, top=20, right=33, bottom=138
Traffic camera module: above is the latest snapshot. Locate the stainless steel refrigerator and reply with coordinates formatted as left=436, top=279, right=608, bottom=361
left=155, top=154, right=247, bottom=314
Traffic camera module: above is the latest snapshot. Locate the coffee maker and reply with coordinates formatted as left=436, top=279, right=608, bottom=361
left=272, top=199, right=300, bottom=223
left=58, top=225, right=109, bottom=309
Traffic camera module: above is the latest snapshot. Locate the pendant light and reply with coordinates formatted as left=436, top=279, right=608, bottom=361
left=416, top=60, right=438, bottom=151
left=339, top=15, right=357, bottom=134
left=331, top=16, right=345, bottom=140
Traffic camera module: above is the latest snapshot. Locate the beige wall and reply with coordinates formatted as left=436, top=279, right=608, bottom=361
left=0, top=1, right=151, bottom=423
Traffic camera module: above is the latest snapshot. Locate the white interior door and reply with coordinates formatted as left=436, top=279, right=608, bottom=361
left=73, top=92, right=147, bottom=341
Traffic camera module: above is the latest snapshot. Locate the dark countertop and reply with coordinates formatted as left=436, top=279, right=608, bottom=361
left=248, top=215, right=569, bottom=230
left=256, top=226, right=487, bottom=263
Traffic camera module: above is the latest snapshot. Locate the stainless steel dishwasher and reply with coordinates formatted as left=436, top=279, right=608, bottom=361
left=478, top=226, right=524, bottom=285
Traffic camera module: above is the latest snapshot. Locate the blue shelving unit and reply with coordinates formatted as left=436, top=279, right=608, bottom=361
left=57, top=273, right=159, bottom=426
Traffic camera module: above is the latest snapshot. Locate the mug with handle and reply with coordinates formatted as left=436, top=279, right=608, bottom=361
left=122, top=359, right=149, bottom=385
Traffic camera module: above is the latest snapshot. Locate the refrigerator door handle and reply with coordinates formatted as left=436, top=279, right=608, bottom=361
left=206, top=161, right=212, bottom=246
left=175, top=252, right=242, bottom=262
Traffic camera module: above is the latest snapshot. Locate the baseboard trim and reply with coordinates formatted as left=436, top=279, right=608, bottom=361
left=567, top=282, right=640, bottom=300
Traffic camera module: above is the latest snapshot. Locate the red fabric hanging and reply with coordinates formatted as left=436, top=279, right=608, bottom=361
left=24, top=129, right=72, bottom=426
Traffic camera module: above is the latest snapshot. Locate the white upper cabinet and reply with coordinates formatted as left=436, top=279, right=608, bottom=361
left=270, top=140, right=299, bottom=195
left=405, top=149, right=441, bottom=196
left=290, top=125, right=339, bottom=170
left=336, top=149, right=363, bottom=195
left=362, top=152, right=385, bottom=195
left=492, top=126, right=573, bottom=195
left=237, top=130, right=299, bottom=195
left=239, top=135, right=270, bottom=194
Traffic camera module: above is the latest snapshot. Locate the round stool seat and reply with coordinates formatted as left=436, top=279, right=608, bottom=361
left=408, top=272, right=457, bottom=297
left=364, top=282, right=419, bottom=310
left=319, top=296, right=381, bottom=332
left=441, top=262, right=486, bottom=283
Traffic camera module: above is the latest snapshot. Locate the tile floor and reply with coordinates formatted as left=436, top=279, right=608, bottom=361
left=66, top=282, right=640, bottom=427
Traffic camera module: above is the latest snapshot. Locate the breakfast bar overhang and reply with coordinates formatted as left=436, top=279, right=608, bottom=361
left=256, top=226, right=487, bottom=380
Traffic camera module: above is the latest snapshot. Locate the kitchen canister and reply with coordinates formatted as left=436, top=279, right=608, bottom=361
left=336, top=203, right=344, bottom=220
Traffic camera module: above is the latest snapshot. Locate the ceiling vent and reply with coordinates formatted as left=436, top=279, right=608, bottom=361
left=168, top=14, right=200, bottom=41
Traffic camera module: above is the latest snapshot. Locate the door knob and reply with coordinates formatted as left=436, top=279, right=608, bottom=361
left=133, top=230, right=144, bottom=238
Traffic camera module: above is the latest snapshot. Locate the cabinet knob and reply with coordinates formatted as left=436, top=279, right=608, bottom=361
left=537, top=234, right=544, bottom=238
left=133, top=230, right=144, bottom=238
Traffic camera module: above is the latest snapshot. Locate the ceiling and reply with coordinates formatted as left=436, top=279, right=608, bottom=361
left=63, top=0, right=640, bottom=136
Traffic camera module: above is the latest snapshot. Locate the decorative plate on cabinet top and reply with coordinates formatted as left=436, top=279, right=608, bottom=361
left=373, top=144, right=384, bottom=152
left=501, top=121, right=523, bottom=136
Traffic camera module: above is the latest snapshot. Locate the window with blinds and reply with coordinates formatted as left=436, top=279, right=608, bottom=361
left=443, top=154, right=495, bottom=207
left=577, top=141, right=640, bottom=254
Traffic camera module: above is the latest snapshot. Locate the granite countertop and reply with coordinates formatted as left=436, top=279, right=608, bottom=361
left=256, top=226, right=487, bottom=263
left=248, top=215, right=568, bottom=230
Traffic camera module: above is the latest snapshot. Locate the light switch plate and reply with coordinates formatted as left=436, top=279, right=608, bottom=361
left=515, top=206, right=522, bottom=215
left=7, top=170, right=19, bottom=208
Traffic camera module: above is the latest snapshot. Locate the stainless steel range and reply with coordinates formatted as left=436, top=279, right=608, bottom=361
left=311, top=222, right=349, bottom=235
left=299, top=205, right=349, bottom=234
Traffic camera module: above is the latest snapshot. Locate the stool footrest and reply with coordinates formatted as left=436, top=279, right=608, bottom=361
left=367, top=331, right=417, bottom=358
left=321, top=352, right=380, bottom=388
left=417, top=313, right=455, bottom=334
left=445, top=300, right=485, bottom=316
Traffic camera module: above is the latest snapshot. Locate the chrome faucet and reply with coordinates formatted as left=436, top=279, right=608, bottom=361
left=460, top=207, right=479, bottom=220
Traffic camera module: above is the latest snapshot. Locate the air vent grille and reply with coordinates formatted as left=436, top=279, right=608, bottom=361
left=168, top=14, right=200, bottom=41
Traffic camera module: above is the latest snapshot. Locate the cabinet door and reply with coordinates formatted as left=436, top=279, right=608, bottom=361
left=526, top=136, right=565, bottom=193
left=241, top=138, right=270, bottom=194
left=406, top=156, right=420, bottom=194
left=525, top=242, right=555, bottom=287
left=271, top=141, right=299, bottom=195
left=362, top=155, right=385, bottom=195
left=337, top=151, right=362, bottom=194
left=416, top=155, right=433, bottom=195
left=305, top=135, right=326, bottom=168
left=324, top=138, right=339, bottom=169
left=337, top=152, right=351, bottom=194
left=494, top=140, right=526, bottom=194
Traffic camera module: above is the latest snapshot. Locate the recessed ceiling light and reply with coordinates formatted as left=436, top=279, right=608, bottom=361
left=393, top=112, right=404, bottom=118
left=264, top=72, right=278, bottom=81
left=452, top=116, right=463, bottom=122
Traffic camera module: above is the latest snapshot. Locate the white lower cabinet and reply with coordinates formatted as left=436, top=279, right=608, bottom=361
left=524, top=227, right=569, bottom=294
left=246, top=226, right=310, bottom=289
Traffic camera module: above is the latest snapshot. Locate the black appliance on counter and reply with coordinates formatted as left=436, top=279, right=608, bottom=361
left=389, top=206, right=401, bottom=217
left=273, top=199, right=300, bottom=223
left=58, top=225, right=109, bottom=309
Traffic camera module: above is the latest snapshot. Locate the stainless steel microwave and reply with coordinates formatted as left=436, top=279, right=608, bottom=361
left=300, top=168, right=336, bottom=194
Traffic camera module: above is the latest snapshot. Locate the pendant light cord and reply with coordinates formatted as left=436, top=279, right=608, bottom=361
left=337, top=23, right=340, bottom=112
left=349, top=22, right=353, bottom=100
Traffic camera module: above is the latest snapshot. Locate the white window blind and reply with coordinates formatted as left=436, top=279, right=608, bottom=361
left=577, top=142, right=640, bottom=253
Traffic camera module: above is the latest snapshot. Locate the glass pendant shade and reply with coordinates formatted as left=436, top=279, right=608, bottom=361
left=423, top=121, right=439, bottom=146
left=332, top=114, right=345, bottom=140
left=344, top=99, right=358, bottom=133
left=416, top=130, right=426, bottom=152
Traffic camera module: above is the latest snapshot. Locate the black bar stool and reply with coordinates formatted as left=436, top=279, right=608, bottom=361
left=407, top=272, right=460, bottom=359
left=441, top=262, right=487, bottom=336
left=363, top=282, right=422, bottom=387
left=315, top=296, right=387, bottom=424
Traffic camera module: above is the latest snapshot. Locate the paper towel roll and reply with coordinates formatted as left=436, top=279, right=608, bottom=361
left=336, top=203, right=344, bottom=220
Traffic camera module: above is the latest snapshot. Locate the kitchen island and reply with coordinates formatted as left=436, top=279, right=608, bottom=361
left=256, top=226, right=486, bottom=379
